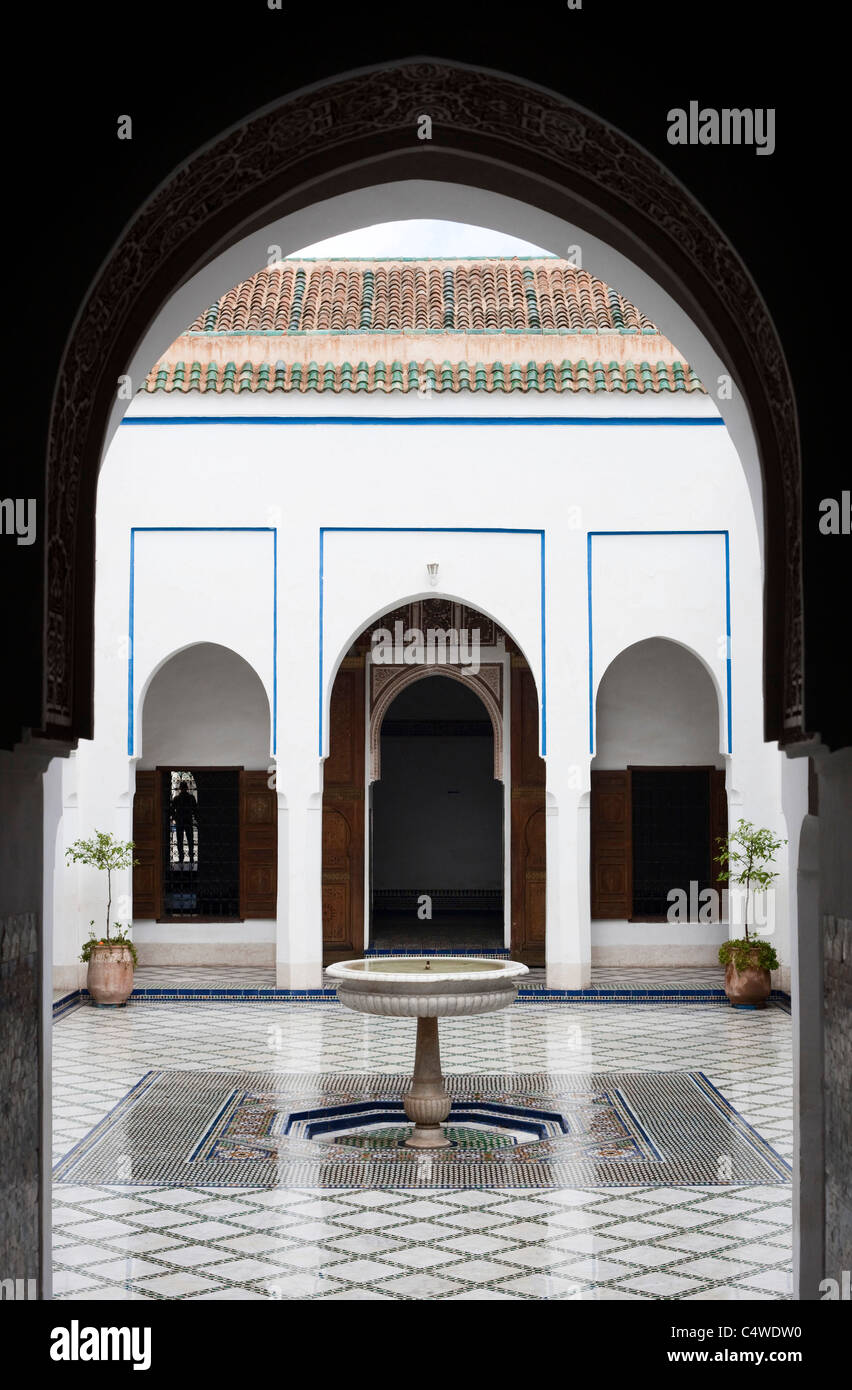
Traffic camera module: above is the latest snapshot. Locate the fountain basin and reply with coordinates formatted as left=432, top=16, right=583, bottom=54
left=326, top=956, right=528, bottom=1017
left=326, top=956, right=529, bottom=1149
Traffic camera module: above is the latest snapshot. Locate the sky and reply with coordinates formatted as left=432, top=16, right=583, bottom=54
left=288, top=220, right=554, bottom=258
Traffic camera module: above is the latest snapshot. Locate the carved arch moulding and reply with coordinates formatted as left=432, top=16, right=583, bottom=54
left=47, top=59, right=801, bottom=749
left=369, top=664, right=504, bottom=784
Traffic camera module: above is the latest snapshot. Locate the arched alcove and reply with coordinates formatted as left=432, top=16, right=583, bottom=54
left=137, top=642, right=270, bottom=769
left=590, top=637, right=727, bottom=926
left=592, top=637, right=725, bottom=770
left=132, top=642, right=276, bottom=934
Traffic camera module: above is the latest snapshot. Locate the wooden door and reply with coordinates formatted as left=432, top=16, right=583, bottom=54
left=132, top=770, right=162, bottom=919
left=709, top=768, right=728, bottom=917
left=510, top=660, right=546, bottom=964
left=239, top=771, right=277, bottom=917
left=322, top=658, right=365, bottom=963
left=590, top=770, right=632, bottom=918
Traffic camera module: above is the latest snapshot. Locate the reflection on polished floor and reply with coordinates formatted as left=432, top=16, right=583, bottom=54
left=52, top=997, right=792, bottom=1300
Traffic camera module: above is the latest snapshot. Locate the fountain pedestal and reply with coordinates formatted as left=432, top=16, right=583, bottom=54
left=403, top=1016, right=452, bottom=1148
left=326, top=956, right=529, bottom=1150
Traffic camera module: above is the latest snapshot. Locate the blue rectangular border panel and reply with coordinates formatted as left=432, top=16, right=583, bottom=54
left=319, top=528, right=546, bottom=758
left=587, top=530, right=732, bottom=757
left=127, top=528, right=277, bottom=756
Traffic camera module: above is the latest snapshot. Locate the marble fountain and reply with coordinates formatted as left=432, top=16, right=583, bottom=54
left=326, top=956, right=529, bottom=1148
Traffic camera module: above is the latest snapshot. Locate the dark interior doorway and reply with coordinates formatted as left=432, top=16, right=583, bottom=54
left=161, top=768, right=240, bottom=919
left=371, top=676, right=504, bottom=950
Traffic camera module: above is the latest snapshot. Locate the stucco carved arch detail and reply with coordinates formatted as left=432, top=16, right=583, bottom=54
left=369, top=665, right=504, bottom=784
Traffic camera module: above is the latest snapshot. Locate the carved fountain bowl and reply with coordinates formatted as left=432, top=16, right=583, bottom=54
left=325, top=957, right=529, bottom=1018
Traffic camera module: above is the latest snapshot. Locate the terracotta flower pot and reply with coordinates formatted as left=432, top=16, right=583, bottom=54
left=86, top=944, right=135, bottom=1006
left=724, top=955, right=771, bottom=1008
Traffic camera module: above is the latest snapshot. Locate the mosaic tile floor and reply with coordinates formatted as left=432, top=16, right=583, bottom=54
left=55, top=1068, right=789, bottom=1190
left=52, top=999, right=793, bottom=1301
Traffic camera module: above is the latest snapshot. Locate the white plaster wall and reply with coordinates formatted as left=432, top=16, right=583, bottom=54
left=51, top=355, right=788, bottom=986
left=104, top=179, right=769, bottom=581
left=131, top=530, right=275, bottom=761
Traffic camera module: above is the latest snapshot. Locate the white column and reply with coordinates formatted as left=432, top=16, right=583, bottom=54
left=275, top=784, right=324, bottom=989
left=545, top=783, right=591, bottom=988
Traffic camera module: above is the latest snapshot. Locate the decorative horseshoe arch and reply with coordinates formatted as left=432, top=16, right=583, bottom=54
left=369, top=665, right=505, bottom=784
left=47, top=58, right=801, bottom=754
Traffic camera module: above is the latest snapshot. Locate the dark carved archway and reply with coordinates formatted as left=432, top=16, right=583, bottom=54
left=46, top=59, right=801, bottom=748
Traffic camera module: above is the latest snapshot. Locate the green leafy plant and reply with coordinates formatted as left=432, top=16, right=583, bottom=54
left=714, top=818, right=786, bottom=942
left=718, top=936, right=779, bottom=973
left=65, top=830, right=139, bottom=965
left=80, top=923, right=139, bottom=968
left=715, top=818, right=785, bottom=973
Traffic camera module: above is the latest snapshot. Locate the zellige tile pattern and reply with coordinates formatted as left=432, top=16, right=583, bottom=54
left=52, top=998, right=792, bottom=1300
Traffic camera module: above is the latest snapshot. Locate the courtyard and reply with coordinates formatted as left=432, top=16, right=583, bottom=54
left=51, top=974, right=793, bottom=1301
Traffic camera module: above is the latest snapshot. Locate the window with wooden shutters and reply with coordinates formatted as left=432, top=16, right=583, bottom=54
left=709, top=768, right=728, bottom=917
left=590, top=767, right=728, bottom=921
left=132, top=770, right=161, bottom=919
left=239, top=771, right=277, bottom=918
left=590, top=770, right=631, bottom=918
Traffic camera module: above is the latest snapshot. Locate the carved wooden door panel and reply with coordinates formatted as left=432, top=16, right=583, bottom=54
left=590, top=770, right=632, bottom=918
left=709, top=768, right=728, bottom=916
left=510, top=661, right=546, bottom=964
left=239, top=771, right=277, bottom=918
left=132, top=770, right=161, bottom=919
left=322, top=658, right=365, bottom=964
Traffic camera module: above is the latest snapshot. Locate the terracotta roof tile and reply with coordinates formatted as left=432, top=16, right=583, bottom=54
left=189, top=257, right=659, bottom=336
left=145, top=258, right=706, bottom=396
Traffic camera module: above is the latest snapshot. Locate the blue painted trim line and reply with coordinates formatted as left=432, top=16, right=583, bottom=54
left=127, top=527, right=277, bottom=756
left=319, top=527, right=546, bottom=758
left=123, top=416, right=725, bottom=428
left=587, top=530, right=732, bottom=756
left=53, top=986, right=792, bottom=1011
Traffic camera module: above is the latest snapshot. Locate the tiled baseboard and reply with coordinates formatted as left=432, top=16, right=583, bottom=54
left=53, top=985, right=792, bottom=1016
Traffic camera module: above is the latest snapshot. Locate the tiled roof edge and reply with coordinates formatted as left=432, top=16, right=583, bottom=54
left=142, top=358, right=707, bottom=396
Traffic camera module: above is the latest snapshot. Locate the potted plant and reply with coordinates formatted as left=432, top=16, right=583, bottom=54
left=715, top=818, right=785, bottom=1007
left=66, top=831, right=139, bottom=1006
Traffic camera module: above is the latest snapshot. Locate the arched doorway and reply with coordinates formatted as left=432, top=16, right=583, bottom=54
left=371, top=674, right=503, bottom=951
left=590, top=638, right=727, bottom=947
left=321, top=597, right=545, bottom=964
left=14, top=60, right=830, bottom=1305
left=131, top=643, right=277, bottom=957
